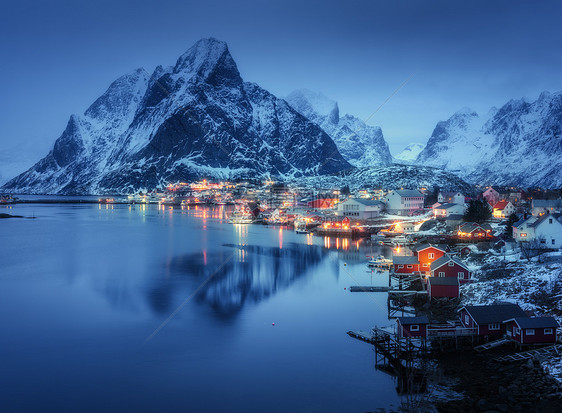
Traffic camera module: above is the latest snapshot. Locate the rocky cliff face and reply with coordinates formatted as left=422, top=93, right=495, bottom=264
left=285, top=89, right=393, bottom=167
left=2, top=39, right=351, bottom=194
left=416, top=92, right=562, bottom=188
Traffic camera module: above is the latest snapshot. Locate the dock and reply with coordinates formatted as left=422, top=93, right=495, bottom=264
left=494, top=344, right=562, bottom=362
left=349, top=286, right=390, bottom=292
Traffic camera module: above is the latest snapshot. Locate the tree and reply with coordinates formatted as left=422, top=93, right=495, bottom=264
left=463, top=200, right=492, bottom=223
left=504, top=213, right=519, bottom=240
left=340, top=185, right=351, bottom=197
left=520, top=238, right=548, bottom=263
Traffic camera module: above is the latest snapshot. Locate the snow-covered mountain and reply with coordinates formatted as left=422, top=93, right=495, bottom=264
left=394, top=143, right=425, bottom=163
left=416, top=92, right=562, bottom=188
left=2, top=39, right=351, bottom=195
left=285, top=89, right=393, bottom=167
left=299, top=164, right=474, bottom=194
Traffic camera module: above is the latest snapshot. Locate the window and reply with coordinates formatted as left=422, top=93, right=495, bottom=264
left=489, top=324, right=500, bottom=330
left=526, top=329, right=535, bottom=336
left=553, top=239, right=556, bottom=245
left=515, top=328, right=520, bottom=335
left=407, top=265, right=413, bottom=269
left=410, top=325, right=419, bottom=331
left=465, top=314, right=469, bottom=325
left=438, top=272, right=445, bottom=277
left=448, top=262, right=455, bottom=267
left=520, top=233, right=527, bottom=237
left=398, top=265, right=404, bottom=269
left=540, top=239, right=546, bottom=244
left=458, top=272, right=465, bottom=279
left=428, top=253, right=434, bottom=259
left=549, top=218, right=553, bottom=224
left=422, top=263, right=428, bottom=267
left=545, top=328, right=553, bottom=335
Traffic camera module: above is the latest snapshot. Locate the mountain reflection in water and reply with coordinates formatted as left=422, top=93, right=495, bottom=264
left=150, top=243, right=331, bottom=316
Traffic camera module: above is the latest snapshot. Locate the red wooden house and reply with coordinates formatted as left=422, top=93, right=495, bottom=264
left=411, top=244, right=448, bottom=274
left=459, top=304, right=527, bottom=336
left=503, top=317, right=559, bottom=345
left=429, top=255, right=472, bottom=284
left=427, top=276, right=460, bottom=299
left=396, top=316, right=429, bottom=338
left=392, top=256, right=420, bottom=274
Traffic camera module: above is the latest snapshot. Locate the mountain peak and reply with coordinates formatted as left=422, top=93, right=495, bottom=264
left=173, top=38, right=238, bottom=83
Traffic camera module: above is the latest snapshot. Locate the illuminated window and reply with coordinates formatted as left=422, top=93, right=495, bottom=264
left=520, top=233, right=527, bottom=237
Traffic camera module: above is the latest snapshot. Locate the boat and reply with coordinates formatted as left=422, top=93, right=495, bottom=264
left=392, top=235, right=411, bottom=245
left=368, top=256, right=393, bottom=268
left=228, top=209, right=254, bottom=224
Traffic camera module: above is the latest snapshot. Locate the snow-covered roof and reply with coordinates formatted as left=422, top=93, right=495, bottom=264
left=394, top=189, right=423, bottom=197
left=435, top=203, right=461, bottom=210
left=412, top=243, right=448, bottom=253
left=430, top=254, right=468, bottom=270
left=351, top=198, right=384, bottom=207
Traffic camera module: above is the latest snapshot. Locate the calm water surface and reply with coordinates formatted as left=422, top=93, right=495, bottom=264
left=0, top=202, right=402, bottom=412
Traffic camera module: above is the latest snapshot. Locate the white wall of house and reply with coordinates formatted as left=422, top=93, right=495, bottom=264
left=433, top=203, right=465, bottom=218
left=493, top=202, right=515, bottom=218
left=337, top=198, right=383, bottom=219
left=514, top=215, right=562, bottom=248
left=438, top=192, right=464, bottom=205
left=385, top=190, right=424, bottom=216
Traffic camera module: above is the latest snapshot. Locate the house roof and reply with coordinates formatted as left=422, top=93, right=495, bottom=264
left=529, top=213, right=562, bottom=228
left=459, top=222, right=492, bottom=232
left=411, top=243, right=448, bottom=253
left=352, top=198, right=384, bottom=207
left=397, top=316, right=429, bottom=325
left=446, top=214, right=464, bottom=221
left=506, top=317, right=559, bottom=329
left=493, top=200, right=509, bottom=210
left=394, top=189, right=423, bottom=198
left=428, top=277, right=459, bottom=286
left=393, top=256, right=420, bottom=265
left=430, top=254, right=469, bottom=271
left=461, top=304, right=527, bottom=325
left=435, top=203, right=461, bottom=210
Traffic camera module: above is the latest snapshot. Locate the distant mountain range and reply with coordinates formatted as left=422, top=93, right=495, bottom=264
left=2, top=38, right=560, bottom=194
left=416, top=92, right=562, bottom=188
left=394, top=143, right=425, bottom=164
left=285, top=89, right=393, bottom=167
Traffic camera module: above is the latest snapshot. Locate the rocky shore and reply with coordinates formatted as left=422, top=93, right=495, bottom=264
left=434, top=348, right=562, bottom=412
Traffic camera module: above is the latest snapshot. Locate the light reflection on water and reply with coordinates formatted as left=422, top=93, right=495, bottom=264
left=0, top=202, right=403, bottom=412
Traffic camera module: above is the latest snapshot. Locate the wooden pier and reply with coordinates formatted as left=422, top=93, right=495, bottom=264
left=349, top=286, right=390, bottom=292
left=494, top=344, right=562, bottom=362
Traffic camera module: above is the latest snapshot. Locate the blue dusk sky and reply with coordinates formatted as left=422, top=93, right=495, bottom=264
left=1, top=0, right=561, bottom=180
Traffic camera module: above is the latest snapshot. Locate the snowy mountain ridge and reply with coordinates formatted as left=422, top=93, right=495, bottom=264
left=285, top=89, right=393, bottom=167
left=416, top=92, right=562, bottom=188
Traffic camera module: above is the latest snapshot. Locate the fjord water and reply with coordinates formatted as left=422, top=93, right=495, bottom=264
left=0, top=203, right=399, bottom=412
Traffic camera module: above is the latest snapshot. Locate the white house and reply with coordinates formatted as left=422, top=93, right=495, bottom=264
left=384, top=190, right=425, bottom=216
left=438, top=192, right=465, bottom=205
left=337, top=198, right=384, bottom=220
left=433, top=203, right=466, bottom=218
left=492, top=200, right=516, bottom=219
left=532, top=199, right=562, bottom=216
left=513, top=213, right=562, bottom=248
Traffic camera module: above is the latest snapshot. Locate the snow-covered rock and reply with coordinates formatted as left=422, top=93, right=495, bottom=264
left=285, top=89, right=393, bottom=167
left=416, top=93, right=562, bottom=188
left=2, top=39, right=351, bottom=195
left=394, top=143, right=425, bottom=163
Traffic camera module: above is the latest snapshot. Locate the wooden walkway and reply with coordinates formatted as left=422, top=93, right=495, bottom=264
left=474, top=338, right=511, bottom=352
left=349, top=286, right=390, bottom=292
left=495, top=344, right=562, bottom=362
